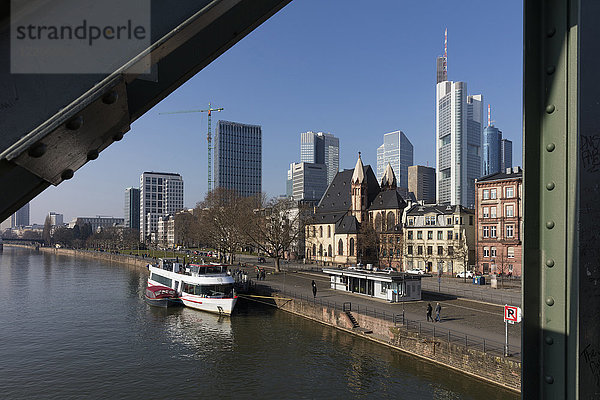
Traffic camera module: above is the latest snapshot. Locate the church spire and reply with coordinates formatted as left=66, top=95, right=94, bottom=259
left=352, top=152, right=365, bottom=184
left=381, top=163, right=397, bottom=189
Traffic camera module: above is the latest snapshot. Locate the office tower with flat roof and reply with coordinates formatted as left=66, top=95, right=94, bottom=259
left=11, top=202, right=30, bottom=227
left=286, top=165, right=294, bottom=198
left=214, top=120, right=262, bottom=197
left=48, top=212, right=64, bottom=226
left=501, top=138, right=513, bottom=172
left=140, top=172, right=184, bottom=242
left=290, top=162, right=328, bottom=202
left=124, top=187, right=140, bottom=230
left=408, top=165, right=436, bottom=204
left=483, top=125, right=502, bottom=176
left=435, top=31, right=483, bottom=208
left=300, top=131, right=339, bottom=185
left=376, top=130, right=414, bottom=189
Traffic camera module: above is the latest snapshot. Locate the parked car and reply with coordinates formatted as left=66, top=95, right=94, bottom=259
left=456, top=270, right=474, bottom=279
left=406, top=268, right=425, bottom=275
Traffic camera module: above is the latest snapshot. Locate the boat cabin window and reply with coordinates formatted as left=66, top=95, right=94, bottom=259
left=182, top=283, right=234, bottom=298
left=188, top=265, right=227, bottom=275
left=150, top=273, right=172, bottom=288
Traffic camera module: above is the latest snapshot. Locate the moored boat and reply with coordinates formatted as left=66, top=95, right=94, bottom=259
left=144, top=285, right=183, bottom=308
left=147, top=258, right=237, bottom=315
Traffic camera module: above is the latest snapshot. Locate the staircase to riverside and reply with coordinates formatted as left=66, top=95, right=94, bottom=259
left=343, top=302, right=372, bottom=334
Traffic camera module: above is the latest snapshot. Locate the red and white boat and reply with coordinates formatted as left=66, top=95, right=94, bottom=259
left=147, top=258, right=237, bottom=315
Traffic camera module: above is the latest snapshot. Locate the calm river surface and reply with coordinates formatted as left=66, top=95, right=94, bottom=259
left=0, top=247, right=517, bottom=399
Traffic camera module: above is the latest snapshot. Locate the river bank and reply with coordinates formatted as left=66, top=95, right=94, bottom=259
left=12, top=245, right=520, bottom=393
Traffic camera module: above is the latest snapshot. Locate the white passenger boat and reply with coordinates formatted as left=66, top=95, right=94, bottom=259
left=147, top=258, right=237, bottom=315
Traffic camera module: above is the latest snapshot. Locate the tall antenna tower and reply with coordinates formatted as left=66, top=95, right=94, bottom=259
left=444, top=28, right=448, bottom=77
left=488, top=104, right=491, bottom=126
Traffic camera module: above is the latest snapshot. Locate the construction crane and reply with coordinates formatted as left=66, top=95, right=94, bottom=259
left=159, top=103, right=224, bottom=192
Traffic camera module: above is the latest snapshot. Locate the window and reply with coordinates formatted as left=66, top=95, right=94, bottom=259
left=447, top=217, right=452, bottom=225
left=491, top=247, right=497, bottom=257
left=491, top=207, right=497, bottom=218
left=447, top=231, right=453, bottom=240
left=408, top=218, right=414, bottom=226
left=408, top=231, right=413, bottom=240
left=483, top=226, right=489, bottom=238
left=350, top=238, right=355, bottom=256
left=469, top=215, right=473, bottom=225
left=417, top=246, right=423, bottom=255
left=483, top=247, right=490, bottom=257
left=508, top=247, right=515, bottom=258
left=506, top=186, right=514, bottom=198
left=427, top=231, right=433, bottom=240
left=447, top=246, right=454, bottom=256
left=319, top=226, right=323, bottom=237
left=425, top=216, right=436, bottom=225
left=491, top=226, right=497, bottom=238
left=483, top=207, right=489, bottom=218
left=437, top=231, right=443, bottom=240
left=328, top=226, right=331, bottom=238
left=328, top=244, right=332, bottom=257
left=506, top=225, right=514, bottom=238
left=417, top=231, right=423, bottom=239
left=506, top=204, right=514, bottom=217
left=319, top=244, right=323, bottom=256
left=438, top=246, right=444, bottom=255
left=427, top=246, right=433, bottom=255
left=313, top=244, right=316, bottom=256
left=338, top=239, right=343, bottom=255
left=491, top=188, right=497, bottom=199
left=407, top=245, right=413, bottom=255
left=483, top=189, right=489, bottom=200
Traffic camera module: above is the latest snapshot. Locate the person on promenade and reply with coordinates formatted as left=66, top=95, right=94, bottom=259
left=426, top=303, right=433, bottom=322
left=434, top=302, right=442, bottom=322
left=312, top=280, right=317, bottom=299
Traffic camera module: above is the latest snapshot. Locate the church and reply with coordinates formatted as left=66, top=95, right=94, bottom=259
left=305, top=153, right=407, bottom=269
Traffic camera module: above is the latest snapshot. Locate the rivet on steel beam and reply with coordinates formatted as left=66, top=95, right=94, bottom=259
left=546, top=182, right=555, bottom=191
left=61, top=169, right=74, bottom=181
left=546, top=297, right=555, bottom=306
left=546, top=143, right=556, bottom=152
left=87, top=149, right=99, bottom=161
left=545, top=336, right=554, bottom=345
left=546, top=104, right=556, bottom=114
left=546, top=66, right=555, bottom=75
left=102, top=90, right=119, bottom=105
left=546, top=221, right=555, bottom=229
left=66, top=116, right=83, bottom=130
left=27, top=142, right=47, bottom=158
left=112, top=132, right=124, bottom=141
left=547, top=28, right=556, bottom=37
left=546, top=259, right=555, bottom=268
left=545, top=375, right=554, bottom=384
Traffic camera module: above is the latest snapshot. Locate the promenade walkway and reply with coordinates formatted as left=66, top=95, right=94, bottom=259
left=236, top=257, right=522, bottom=359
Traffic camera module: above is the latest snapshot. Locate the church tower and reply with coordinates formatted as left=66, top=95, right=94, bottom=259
left=380, top=162, right=397, bottom=191
left=351, top=153, right=367, bottom=223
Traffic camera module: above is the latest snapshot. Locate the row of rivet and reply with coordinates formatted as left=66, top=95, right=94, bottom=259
left=543, top=23, right=558, bottom=387
left=25, top=89, right=121, bottom=182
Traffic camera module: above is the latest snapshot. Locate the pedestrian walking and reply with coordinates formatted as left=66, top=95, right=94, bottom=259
left=312, top=280, right=317, bottom=299
left=426, top=303, right=433, bottom=322
left=434, top=302, right=442, bottom=322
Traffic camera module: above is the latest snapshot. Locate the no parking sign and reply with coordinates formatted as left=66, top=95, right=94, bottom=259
left=504, top=305, right=522, bottom=324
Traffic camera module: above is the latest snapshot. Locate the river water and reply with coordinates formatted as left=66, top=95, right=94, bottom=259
left=0, top=247, right=517, bottom=399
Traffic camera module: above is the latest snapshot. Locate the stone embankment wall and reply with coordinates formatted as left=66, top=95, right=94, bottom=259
left=37, top=246, right=149, bottom=269
left=258, top=288, right=521, bottom=393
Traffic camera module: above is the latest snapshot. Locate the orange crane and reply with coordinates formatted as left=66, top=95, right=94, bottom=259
left=160, top=103, right=224, bottom=192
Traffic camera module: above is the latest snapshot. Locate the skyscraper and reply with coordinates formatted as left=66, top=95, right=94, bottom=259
left=48, top=212, right=63, bottom=226
left=214, top=120, right=262, bottom=197
left=501, top=138, right=513, bottom=172
left=376, top=130, right=414, bottom=189
left=140, top=172, right=184, bottom=242
left=300, top=131, right=339, bottom=185
left=290, top=162, right=328, bottom=202
left=408, top=165, right=436, bottom=204
left=435, top=31, right=483, bottom=208
left=124, top=187, right=140, bottom=230
left=11, top=202, right=30, bottom=227
left=483, top=125, right=502, bottom=176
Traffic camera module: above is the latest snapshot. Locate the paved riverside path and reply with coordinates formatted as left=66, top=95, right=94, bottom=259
left=236, top=258, right=521, bottom=358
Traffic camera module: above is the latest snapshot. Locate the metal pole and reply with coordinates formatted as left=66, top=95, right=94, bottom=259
left=505, top=320, right=509, bottom=357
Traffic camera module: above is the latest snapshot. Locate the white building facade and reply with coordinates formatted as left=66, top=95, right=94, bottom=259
left=140, top=172, right=184, bottom=242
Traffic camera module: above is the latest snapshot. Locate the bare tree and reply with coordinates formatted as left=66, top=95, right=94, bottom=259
left=244, top=197, right=304, bottom=272
left=358, top=222, right=379, bottom=267
left=453, top=229, right=470, bottom=283
left=42, top=215, right=52, bottom=245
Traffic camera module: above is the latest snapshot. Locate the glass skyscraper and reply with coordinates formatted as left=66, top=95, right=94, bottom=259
left=124, top=187, right=140, bottom=230
left=483, top=126, right=513, bottom=176
left=300, top=131, right=339, bottom=185
left=214, top=120, right=262, bottom=197
left=376, top=130, right=414, bottom=189
left=289, top=162, right=328, bottom=202
left=11, top=202, right=29, bottom=227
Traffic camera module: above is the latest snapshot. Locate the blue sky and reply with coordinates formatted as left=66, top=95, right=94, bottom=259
left=30, top=0, right=523, bottom=224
